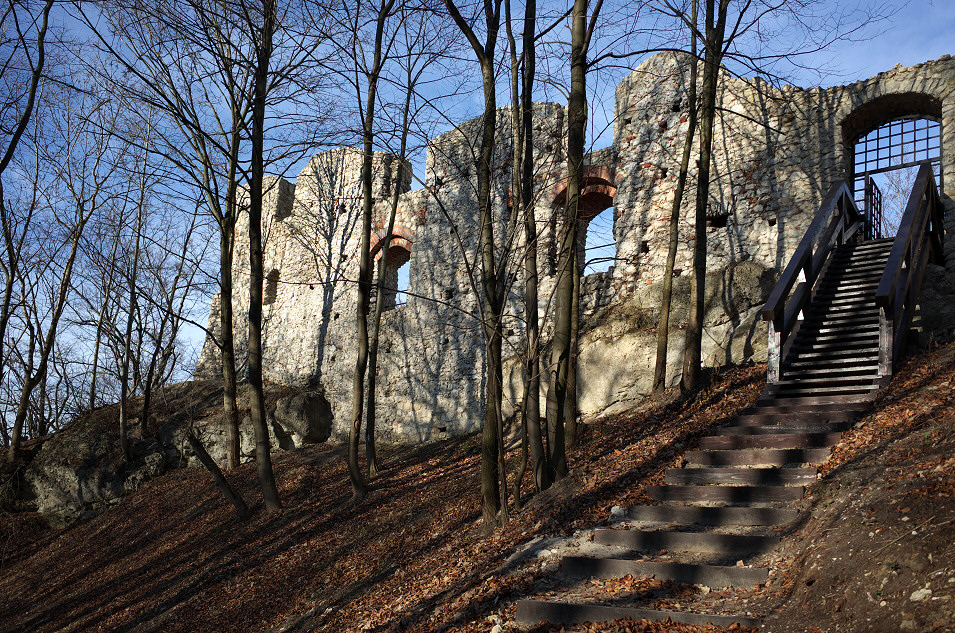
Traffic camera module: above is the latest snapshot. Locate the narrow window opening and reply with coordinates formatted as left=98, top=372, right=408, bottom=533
left=264, top=269, right=280, bottom=305
left=374, top=245, right=411, bottom=311
left=580, top=206, right=616, bottom=275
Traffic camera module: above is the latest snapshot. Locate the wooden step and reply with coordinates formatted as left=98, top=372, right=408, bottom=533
left=755, top=393, right=874, bottom=406
left=771, top=384, right=878, bottom=397
left=804, top=313, right=878, bottom=326
left=685, top=448, right=830, bottom=467
left=560, top=556, right=769, bottom=587
left=665, top=467, right=816, bottom=485
left=717, top=421, right=851, bottom=434
left=797, top=330, right=878, bottom=344
left=593, top=528, right=781, bottom=556
left=700, top=432, right=842, bottom=449
left=624, top=504, right=800, bottom=526
left=811, top=295, right=877, bottom=307
left=785, top=347, right=878, bottom=362
left=774, top=375, right=878, bottom=389
left=515, top=600, right=759, bottom=628
left=732, top=411, right=857, bottom=426
left=741, top=402, right=868, bottom=415
left=803, top=322, right=879, bottom=336
left=646, top=485, right=805, bottom=503
left=780, top=370, right=877, bottom=384
left=785, top=356, right=878, bottom=371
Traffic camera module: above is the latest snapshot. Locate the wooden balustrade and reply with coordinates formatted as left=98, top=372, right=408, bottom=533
left=875, top=164, right=945, bottom=378
left=761, top=182, right=863, bottom=384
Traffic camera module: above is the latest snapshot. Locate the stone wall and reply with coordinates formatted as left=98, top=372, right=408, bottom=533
left=197, top=53, right=955, bottom=441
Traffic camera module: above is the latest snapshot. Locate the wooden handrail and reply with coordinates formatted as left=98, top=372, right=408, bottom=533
left=761, top=181, right=862, bottom=383
left=762, top=182, right=859, bottom=322
left=874, top=163, right=944, bottom=377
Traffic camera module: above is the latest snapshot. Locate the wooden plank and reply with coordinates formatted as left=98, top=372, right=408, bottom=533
left=700, top=432, right=842, bottom=449
left=685, top=448, right=830, bottom=467
left=716, top=422, right=850, bottom=435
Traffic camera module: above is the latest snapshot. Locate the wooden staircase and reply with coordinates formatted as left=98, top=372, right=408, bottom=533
left=768, top=238, right=893, bottom=402
left=516, top=322, right=872, bottom=628
left=516, top=170, right=944, bottom=629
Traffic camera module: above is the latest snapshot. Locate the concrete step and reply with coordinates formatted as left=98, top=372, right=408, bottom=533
left=560, top=556, right=769, bottom=588
left=685, top=448, right=830, bottom=467
left=665, top=467, right=816, bottom=485
left=515, top=600, right=759, bottom=628
left=593, top=528, right=781, bottom=556
left=624, top=504, right=800, bottom=526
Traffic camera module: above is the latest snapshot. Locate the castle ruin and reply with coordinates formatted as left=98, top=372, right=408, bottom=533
left=196, top=52, right=955, bottom=442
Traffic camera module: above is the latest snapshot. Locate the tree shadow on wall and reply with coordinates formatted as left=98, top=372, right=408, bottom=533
left=283, top=149, right=364, bottom=384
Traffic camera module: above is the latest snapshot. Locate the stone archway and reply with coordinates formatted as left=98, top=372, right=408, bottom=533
left=843, top=93, right=943, bottom=237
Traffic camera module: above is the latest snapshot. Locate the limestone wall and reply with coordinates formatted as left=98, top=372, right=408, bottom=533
left=196, top=53, right=955, bottom=441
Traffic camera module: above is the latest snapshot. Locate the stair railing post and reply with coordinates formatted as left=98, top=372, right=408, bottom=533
left=767, top=317, right=781, bottom=384
left=878, top=304, right=893, bottom=378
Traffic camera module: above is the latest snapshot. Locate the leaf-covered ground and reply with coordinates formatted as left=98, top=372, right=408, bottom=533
left=1, top=341, right=952, bottom=633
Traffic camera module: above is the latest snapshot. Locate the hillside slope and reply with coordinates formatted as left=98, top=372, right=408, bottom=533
left=0, top=342, right=953, bottom=633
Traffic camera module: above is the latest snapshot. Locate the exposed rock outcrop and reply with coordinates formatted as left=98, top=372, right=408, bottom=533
left=8, top=382, right=332, bottom=523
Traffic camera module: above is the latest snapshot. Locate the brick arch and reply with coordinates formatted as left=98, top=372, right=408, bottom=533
left=371, top=223, right=414, bottom=261
left=841, top=92, right=943, bottom=146
left=551, top=165, right=618, bottom=223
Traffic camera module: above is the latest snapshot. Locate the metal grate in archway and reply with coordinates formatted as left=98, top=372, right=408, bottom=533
left=852, top=117, right=941, bottom=237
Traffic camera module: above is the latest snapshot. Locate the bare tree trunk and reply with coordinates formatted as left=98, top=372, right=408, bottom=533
left=365, top=91, right=408, bottom=479
left=478, top=56, right=504, bottom=526
left=349, top=0, right=395, bottom=502
left=520, top=0, right=548, bottom=492
left=653, top=0, right=698, bottom=394
left=90, top=231, right=121, bottom=410
left=504, top=0, right=548, bottom=496
left=120, top=163, right=147, bottom=461
left=246, top=0, right=282, bottom=512
left=444, top=0, right=504, bottom=529
left=362, top=0, right=403, bottom=480
left=219, top=227, right=242, bottom=469
left=186, top=431, right=250, bottom=520
left=565, top=242, right=580, bottom=448
left=545, top=0, right=590, bottom=481
left=681, top=0, right=727, bottom=392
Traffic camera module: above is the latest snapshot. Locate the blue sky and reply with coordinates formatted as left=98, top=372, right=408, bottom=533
left=803, top=0, right=955, bottom=85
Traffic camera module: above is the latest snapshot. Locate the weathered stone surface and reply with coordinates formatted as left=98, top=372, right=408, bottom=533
left=195, top=53, right=955, bottom=442
left=20, top=384, right=332, bottom=522
left=271, top=393, right=333, bottom=445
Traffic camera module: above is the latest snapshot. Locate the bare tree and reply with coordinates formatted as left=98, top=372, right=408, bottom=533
left=653, top=1, right=698, bottom=394
left=6, top=84, right=128, bottom=460
left=542, top=0, right=605, bottom=480
left=444, top=0, right=506, bottom=529
left=0, top=0, right=55, bottom=454
left=502, top=0, right=550, bottom=497
left=341, top=0, right=399, bottom=503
